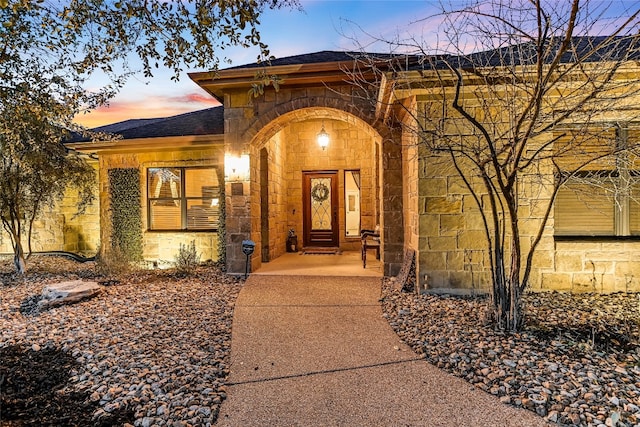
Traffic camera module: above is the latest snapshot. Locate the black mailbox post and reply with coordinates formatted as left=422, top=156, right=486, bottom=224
left=241, top=240, right=255, bottom=279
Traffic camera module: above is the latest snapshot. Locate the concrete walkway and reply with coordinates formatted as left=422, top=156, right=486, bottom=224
left=216, top=274, right=548, bottom=426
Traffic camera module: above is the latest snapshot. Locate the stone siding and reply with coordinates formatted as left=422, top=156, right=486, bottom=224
left=414, top=89, right=640, bottom=293
left=99, top=143, right=224, bottom=266
left=0, top=160, right=100, bottom=257
left=222, top=84, right=391, bottom=274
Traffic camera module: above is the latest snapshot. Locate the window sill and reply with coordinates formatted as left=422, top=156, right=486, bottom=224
left=146, top=229, right=218, bottom=233
left=554, top=235, right=640, bottom=242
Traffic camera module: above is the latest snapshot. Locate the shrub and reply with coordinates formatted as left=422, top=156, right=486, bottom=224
left=175, top=241, right=200, bottom=275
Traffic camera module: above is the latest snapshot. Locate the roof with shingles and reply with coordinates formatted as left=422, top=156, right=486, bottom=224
left=70, top=106, right=224, bottom=142
left=75, top=37, right=638, bottom=142
left=224, top=50, right=403, bottom=69
left=409, top=36, right=640, bottom=71
left=224, top=37, right=639, bottom=72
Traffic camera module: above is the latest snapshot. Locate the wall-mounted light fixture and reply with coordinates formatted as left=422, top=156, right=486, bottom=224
left=317, top=122, right=330, bottom=150
left=224, top=153, right=250, bottom=182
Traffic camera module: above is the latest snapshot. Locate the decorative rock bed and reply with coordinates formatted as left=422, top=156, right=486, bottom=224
left=381, top=280, right=640, bottom=426
left=1, top=259, right=242, bottom=426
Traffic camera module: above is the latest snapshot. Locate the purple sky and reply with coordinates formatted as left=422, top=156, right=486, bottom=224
left=74, top=0, right=639, bottom=128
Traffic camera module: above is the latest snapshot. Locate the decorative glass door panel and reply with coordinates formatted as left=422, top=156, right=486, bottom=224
left=311, top=177, right=332, bottom=230
left=303, top=171, right=339, bottom=247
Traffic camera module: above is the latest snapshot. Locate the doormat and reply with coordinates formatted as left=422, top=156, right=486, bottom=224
left=300, top=247, right=342, bottom=255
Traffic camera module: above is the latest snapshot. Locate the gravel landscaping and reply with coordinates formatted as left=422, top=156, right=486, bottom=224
left=0, top=257, right=242, bottom=427
left=382, top=279, right=640, bottom=427
left=5, top=257, right=640, bottom=427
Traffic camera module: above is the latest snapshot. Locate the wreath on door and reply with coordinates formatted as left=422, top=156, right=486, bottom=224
left=311, top=182, right=330, bottom=202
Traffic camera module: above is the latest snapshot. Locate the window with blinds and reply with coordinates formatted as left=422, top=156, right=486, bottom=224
left=147, top=167, right=220, bottom=231
left=554, top=126, right=640, bottom=237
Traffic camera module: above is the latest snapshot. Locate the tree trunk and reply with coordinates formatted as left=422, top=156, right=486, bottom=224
left=13, top=239, right=26, bottom=274
left=493, top=243, right=523, bottom=332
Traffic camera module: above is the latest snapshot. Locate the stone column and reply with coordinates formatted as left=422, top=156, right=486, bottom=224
left=381, top=131, right=404, bottom=276
left=223, top=92, right=254, bottom=275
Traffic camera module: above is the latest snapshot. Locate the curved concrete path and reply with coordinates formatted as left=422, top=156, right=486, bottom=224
left=216, top=275, right=548, bottom=426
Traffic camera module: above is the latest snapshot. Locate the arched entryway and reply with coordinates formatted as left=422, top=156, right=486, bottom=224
left=249, top=107, right=382, bottom=269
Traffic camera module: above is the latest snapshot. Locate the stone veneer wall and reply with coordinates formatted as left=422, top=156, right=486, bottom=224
left=539, top=241, right=640, bottom=292
left=418, top=162, right=494, bottom=294
left=0, top=160, right=100, bottom=257
left=415, top=97, right=640, bottom=293
left=381, top=129, right=404, bottom=276
left=419, top=156, right=640, bottom=293
left=282, top=118, right=377, bottom=254
left=266, top=132, right=287, bottom=260
left=99, top=144, right=223, bottom=266
left=223, top=83, right=385, bottom=274
left=402, top=126, right=419, bottom=282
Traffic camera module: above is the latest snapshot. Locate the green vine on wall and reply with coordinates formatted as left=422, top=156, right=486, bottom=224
left=216, top=167, right=226, bottom=270
left=108, top=168, right=143, bottom=262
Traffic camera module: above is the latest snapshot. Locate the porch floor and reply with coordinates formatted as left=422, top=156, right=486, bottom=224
left=253, top=250, right=382, bottom=277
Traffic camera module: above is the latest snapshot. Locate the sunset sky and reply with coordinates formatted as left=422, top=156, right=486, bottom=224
left=74, top=0, right=637, bottom=128
left=75, top=1, right=439, bottom=128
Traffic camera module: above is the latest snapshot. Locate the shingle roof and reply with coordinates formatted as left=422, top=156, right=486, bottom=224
left=408, top=36, right=640, bottom=71
left=225, top=50, right=404, bottom=69
left=92, top=118, right=166, bottom=134
left=72, top=37, right=638, bottom=142
left=70, top=106, right=224, bottom=142
left=222, top=37, right=638, bottom=74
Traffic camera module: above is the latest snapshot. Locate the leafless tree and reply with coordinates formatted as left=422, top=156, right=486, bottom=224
left=345, top=0, right=640, bottom=331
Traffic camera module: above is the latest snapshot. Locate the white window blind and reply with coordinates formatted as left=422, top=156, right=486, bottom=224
left=147, top=167, right=220, bottom=231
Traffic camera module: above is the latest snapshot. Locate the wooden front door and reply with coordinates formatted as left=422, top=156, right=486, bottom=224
left=303, top=171, right=339, bottom=247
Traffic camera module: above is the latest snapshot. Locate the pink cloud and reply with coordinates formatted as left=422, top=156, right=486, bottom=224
left=75, top=92, right=221, bottom=128
left=173, top=92, right=220, bottom=104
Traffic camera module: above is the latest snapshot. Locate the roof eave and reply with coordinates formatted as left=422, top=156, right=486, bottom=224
left=65, top=134, right=224, bottom=155
left=189, top=60, right=378, bottom=99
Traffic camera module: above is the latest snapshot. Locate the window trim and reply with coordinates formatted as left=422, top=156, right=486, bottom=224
left=554, top=125, right=639, bottom=239
left=146, top=166, right=220, bottom=232
left=344, top=169, right=361, bottom=238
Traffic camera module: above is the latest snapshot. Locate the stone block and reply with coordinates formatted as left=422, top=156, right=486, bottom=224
left=228, top=92, right=250, bottom=108
left=541, top=272, right=572, bottom=291
left=614, top=261, right=640, bottom=278
left=447, top=251, right=464, bottom=270
left=531, top=249, right=554, bottom=270
left=519, top=218, right=544, bottom=238
left=585, top=251, right=631, bottom=262
left=555, top=241, right=601, bottom=252
left=535, top=236, right=555, bottom=251
left=385, top=194, right=403, bottom=211
left=428, top=236, right=457, bottom=251
left=459, top=212, right=484, bottom=234
left=554, top=252, right=583, bottom=272
left=449, top=271, right=473, bottom=289
left=622, top=241, right=640, bottom=252
left=440, top=214, right=464, bottom=236
left=424, top=271, right=448, bottom=289
left=457, top=230, right=486, bottom=250
left=570, top=273, right=600, bottom=292
left=529, top=199, right=552, bottom=218
left=420, top=251, right=447, bottom=270
left=425, top=196, right=462, bottom=214
left=446, top=178, right=472, bottom=195
left=421, top=178, right=447, bottom=196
